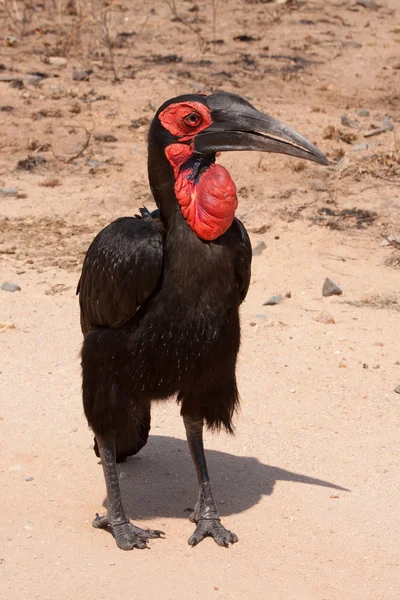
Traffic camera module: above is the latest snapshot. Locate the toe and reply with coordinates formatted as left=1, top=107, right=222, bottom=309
left=92, top=514, right=109, bottom=529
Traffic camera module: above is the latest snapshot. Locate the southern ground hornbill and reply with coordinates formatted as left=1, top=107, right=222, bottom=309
left=77, top=92, right=328, bottom=550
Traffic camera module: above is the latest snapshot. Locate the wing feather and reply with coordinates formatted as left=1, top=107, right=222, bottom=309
left=231, top=218, right=252, bottom=303
left=77, top=214, right=164, bottom=335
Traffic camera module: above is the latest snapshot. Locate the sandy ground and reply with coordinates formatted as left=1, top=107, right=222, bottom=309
left=1, top=1, right=400, bottom=599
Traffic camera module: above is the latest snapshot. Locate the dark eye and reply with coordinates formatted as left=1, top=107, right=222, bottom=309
left=184, top=112, right=202, bottom=127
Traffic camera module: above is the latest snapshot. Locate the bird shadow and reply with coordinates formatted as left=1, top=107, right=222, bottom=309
left=100, top=435, right=349, bottom=521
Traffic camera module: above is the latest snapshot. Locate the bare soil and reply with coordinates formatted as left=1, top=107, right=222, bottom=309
left=1, top=1, right=399, bottom=599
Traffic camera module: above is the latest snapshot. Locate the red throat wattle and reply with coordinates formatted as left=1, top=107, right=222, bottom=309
left=165, top=144, right=238, bottom=241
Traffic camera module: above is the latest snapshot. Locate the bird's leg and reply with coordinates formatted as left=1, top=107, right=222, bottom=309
left=183, top=416, right=238, bottom=547
left=92, top=434, right=164, bottom=550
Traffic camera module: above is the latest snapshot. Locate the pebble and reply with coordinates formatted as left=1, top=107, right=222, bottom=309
left=48, top=56, right=67, bottom=66
left=26, top=477, right=34, bottom=482
left=72, top=69, right=92, bottom=81
left=252, top=241, right=266, bottom=256
left=364, top=118, right=394, bottom=138
left=341, top=115, right=359, bottom=129
left=351, top=142, right=371, bottom=152
left=394, top=385, right=400, bottom=394
left=356, top=0, right=381, bottom=9
left=316, top=310, right=335, bottom=324
left=356, top=108, right=370, bottom=117
left=322, top=277, right=342, bottom=297
left=0, top=187, right=18, bottom=197
left=263, top=295, right=283, bottom=306
left=1, top=281, right=21, bottom=292
left=311, top=178, right=328, bottom=191
left=85, top=159, right=102, bottom=168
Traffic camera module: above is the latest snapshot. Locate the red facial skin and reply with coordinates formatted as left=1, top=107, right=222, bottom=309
left=159, top=102, right=238, bottom=241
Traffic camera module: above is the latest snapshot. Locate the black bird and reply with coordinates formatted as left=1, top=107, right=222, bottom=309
left=78, top=92, right=328, bottom=550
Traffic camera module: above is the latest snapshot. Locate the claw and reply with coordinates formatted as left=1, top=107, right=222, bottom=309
left=188, top=518, right=238, bottom=547
left=92, top=514, right=165, bottom=550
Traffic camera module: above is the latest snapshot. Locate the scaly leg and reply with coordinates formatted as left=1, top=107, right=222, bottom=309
left=92, top=434, right=164, bottom=550
left=183, top=416, right=238, bottom=547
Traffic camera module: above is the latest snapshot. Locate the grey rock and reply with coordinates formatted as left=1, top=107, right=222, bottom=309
left=351, top=142, right=370, bottom=152
left=381, top=117, right=394, bottom=132
left=252, top=241, right=266, bottom=256
left=0, top=187, right=18, bottom=197
left=341, top=115, right=359, bottom=129
left=356, top=0, right=381, bottom=9
left=394, top=385, right=400, bottom=394
left=311, top=178, right=328, bottom=191
left=356, top=108, right=370, bottom=117
left=27, top=76, right=42, bottom=86
left=85, top=159, right=101, bottom=168
left=72, top=69, right=92, bottom=81
left=364, top=118, right=394, bottom=138
left=322, top=277, right=342, bottom=297
left=263, top=294, right=283, bottom=306
left=26, top=477, right=34, bottom=482
left=1, top=281, right=21, bottom=292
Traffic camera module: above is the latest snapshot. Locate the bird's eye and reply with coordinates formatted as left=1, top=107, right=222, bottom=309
left=184, top=112, right=202, bottom=127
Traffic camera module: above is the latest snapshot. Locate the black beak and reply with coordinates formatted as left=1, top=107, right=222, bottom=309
left=193, top=92, right=329, bottom=166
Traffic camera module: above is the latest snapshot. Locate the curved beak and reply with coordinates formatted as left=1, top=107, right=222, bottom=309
left=193, top=92, right=329, bottom=166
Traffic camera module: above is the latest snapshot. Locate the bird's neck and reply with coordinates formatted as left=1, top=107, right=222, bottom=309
left=165, top=144, right=237, bottom=241
left=148, top=142, right=237, bottom=241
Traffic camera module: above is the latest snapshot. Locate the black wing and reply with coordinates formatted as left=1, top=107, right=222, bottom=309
left=77, top=210, right=164, bottom=335
left=221, top=218, right=252, bottom=303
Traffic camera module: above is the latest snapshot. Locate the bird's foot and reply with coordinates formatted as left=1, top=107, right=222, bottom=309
left=188, top=516, right=238, bottom=548
left=92, top=513, right=165, bottom=551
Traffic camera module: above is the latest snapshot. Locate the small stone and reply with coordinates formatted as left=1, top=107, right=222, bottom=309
left=48, top=56, right=68, bottom=66
left=311, top=178, right=328, bottom=191
left=351, top=142, right=371, bottom=152
left=0, top=187, right=18, bottom=197
left=341, top=115, right=359, bottom=129
left=26, top=477, right=34, bottom=482
left=363, top=363, right=368, bottom=369
left=322, top=278, right=342, bottom=297
left=1, top=282, right=21, bottom=292
left=252, top=241, right=266, bottom=256
left=356, top=0, right=381, bottom=9
left=85, top=159, right=102, bottom=168
left=316, top=310, right=335, bottom=324
left=263, top=295, right=283, bottom=306
left=356, top=108, right=370, bottom=117
left=72, top=69, right=92, bottom=81
left=249, top=224, right=270, bottom=234
left=394, top=385, right=400, bottom=394
left=289, top=388, right=296, bottom=393
left=364, top=119, right=394, bottom=138
left=27, top=76, right=42, bottom=86
left=381, top=117, right=394, bottom=132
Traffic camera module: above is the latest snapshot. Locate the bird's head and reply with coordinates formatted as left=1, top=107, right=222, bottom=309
left=148, top=92, right=329, bottom=241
